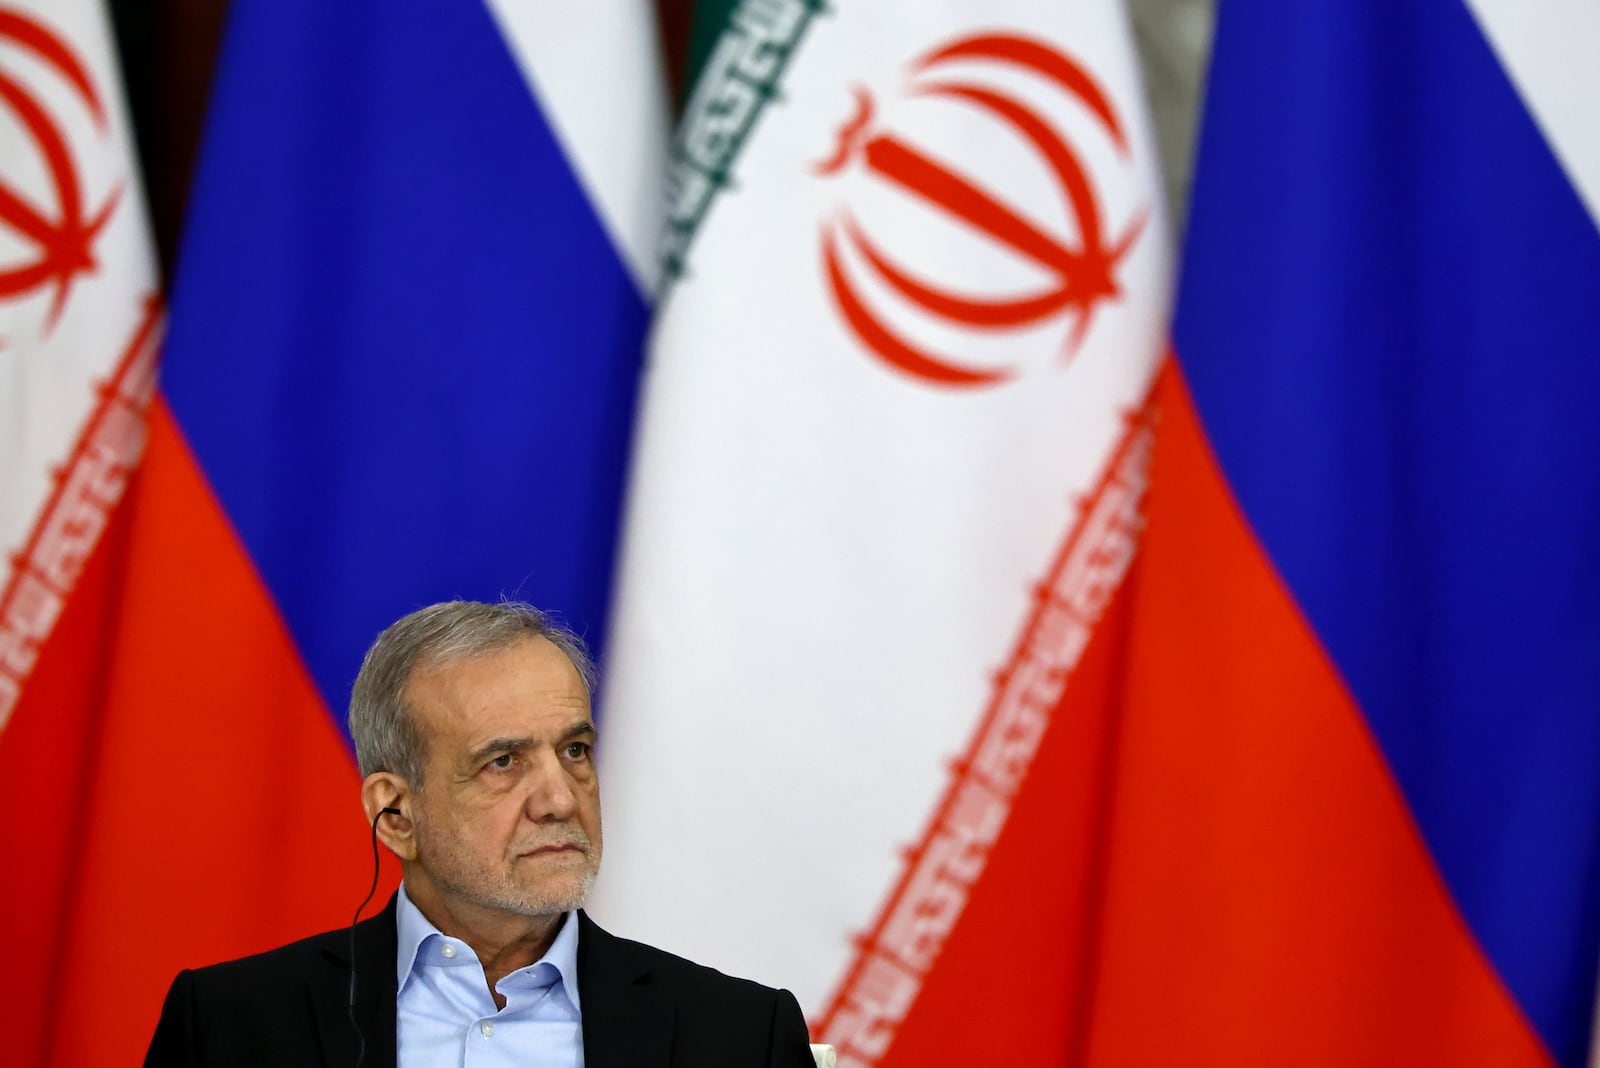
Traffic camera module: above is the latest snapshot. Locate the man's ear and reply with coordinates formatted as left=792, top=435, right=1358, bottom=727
left=361, top=772, right=418, bottom=862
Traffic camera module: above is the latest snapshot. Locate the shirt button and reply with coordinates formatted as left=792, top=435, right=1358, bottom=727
left=441, top=944, right=456, bottom=959
left=481, top=1021, right=495, bottom=1038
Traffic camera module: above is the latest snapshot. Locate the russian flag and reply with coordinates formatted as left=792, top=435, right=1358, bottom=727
left=1078, top=0, right=1600, bottom=1064
left=0, top=2, right=663, bottom=1063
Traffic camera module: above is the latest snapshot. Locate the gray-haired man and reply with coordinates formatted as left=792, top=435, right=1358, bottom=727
left=147, top=600, right=815, bottom=1067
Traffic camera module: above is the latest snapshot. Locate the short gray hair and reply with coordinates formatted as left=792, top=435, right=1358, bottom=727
left=348, top=600, right=596, bottom=787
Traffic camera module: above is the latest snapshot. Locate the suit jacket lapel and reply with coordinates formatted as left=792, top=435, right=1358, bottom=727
left=313, top=895, right=399, bottom=1068
left=578, top=911, right=674, bottom=1068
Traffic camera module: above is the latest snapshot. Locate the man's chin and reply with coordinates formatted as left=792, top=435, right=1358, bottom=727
left=504, top=867, right=596, bottom=916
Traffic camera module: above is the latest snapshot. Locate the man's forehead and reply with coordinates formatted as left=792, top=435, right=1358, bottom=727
left=405, top=637, right=589, bottom=731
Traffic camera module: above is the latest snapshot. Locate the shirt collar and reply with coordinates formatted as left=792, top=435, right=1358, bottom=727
left=394, top=882, right=582, bottom=1011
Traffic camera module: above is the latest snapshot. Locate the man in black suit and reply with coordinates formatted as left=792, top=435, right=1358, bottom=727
left=145, top=600, right=815, bottom=1067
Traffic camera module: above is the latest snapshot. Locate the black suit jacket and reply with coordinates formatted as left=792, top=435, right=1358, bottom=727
left=145, top=897, right=815, bottom=1067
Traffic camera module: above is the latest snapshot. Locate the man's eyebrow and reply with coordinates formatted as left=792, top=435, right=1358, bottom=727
left=467, top=737, right=534, bottom=765
left=559, top=721, right=597, bottom=743
left=466, top=723, right=596, bottom=764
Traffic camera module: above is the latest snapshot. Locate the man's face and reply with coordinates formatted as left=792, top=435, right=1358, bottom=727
left=403, top=636, right=601, bottom=922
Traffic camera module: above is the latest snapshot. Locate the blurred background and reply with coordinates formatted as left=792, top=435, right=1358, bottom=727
left=4, top=2, right=1597, bottom=1067
left=105, top=0, right=1217, bottom=275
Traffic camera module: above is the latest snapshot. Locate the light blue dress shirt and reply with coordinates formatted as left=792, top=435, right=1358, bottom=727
left=395, top=883, right=583, bottom=1068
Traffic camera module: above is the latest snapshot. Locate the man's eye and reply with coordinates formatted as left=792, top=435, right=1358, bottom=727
left=563, top=742, right=591, bottom=761
left=488, top=753, right=515, bottom=770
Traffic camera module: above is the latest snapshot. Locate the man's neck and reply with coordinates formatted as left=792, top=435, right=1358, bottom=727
left=402, top=876, right=566, bottom=1005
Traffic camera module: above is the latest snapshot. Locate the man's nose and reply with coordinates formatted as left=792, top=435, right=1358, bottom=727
left=523, top=750, right=578, bottom=821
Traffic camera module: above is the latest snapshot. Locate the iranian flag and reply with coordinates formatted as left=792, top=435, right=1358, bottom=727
left=592, top=1, right=1170, bottom=1063
left=0, top=1, right=161, bottom=1064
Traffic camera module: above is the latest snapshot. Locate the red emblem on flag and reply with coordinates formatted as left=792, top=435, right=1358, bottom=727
left=0, top=9, right=121, bottom=333
left=815, top=33, right=1145, bottom=389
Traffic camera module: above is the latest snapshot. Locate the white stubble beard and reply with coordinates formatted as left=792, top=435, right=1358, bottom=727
left=416, top=817, right=602, bottom=917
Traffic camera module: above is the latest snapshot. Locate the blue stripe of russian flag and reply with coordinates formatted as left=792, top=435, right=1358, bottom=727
left=162, top=0, right=648, bottom=723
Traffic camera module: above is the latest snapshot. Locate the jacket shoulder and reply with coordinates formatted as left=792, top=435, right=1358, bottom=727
left=151, top=921, right=359, bottom=1042
left=577, top=911, right=814, bottom=1065
left=580, top=912, right=787, bottom=1005
left=144, top=922, right=365, bottom=1067
left=180, top=923, right=352, bottom=992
